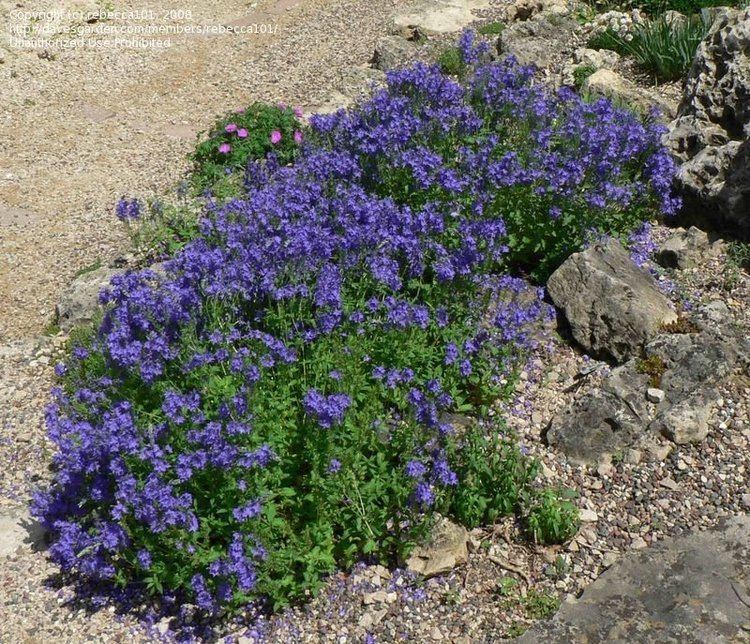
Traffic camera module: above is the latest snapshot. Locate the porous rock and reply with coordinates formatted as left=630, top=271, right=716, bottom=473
left=666, top=8, right=750, bottom=237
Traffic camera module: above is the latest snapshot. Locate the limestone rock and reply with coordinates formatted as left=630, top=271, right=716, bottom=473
left=0, top=510, right=46, bottom=558
left=499, top=15, right=578, bottom=69
left=372, top=36, right=415, bottom=71
left=651, top=393, right=713, bottom=444
left=56, top=265, right=121, bottom=332
left=583, top=68, right=676, bottom=117
left=392, top=0, right=491, bottom=35
left=406, top=515, right=468, bottom=578
left=518, top=515, right=750, bottom=643
left=547, top=238, right=677, bottom=362
left=545, top=301, right=749, bottom=462
left=655, top=226, right=719, bottom=269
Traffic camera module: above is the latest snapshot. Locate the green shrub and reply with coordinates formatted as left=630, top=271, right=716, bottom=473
left=438, top=46, right=467, bottom=77
left=524, top=489, right=580, bottom=544
left=478, top=21, right=506, bottom=35
left=191, top=103, right=303, bottom=193
left=573, top=64, right=598, bottom=89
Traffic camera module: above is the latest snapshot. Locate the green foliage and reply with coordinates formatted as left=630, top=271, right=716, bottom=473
left=443, top=427, right=538, bottom=528
left=438, top=46, right=467, bottom=77
left=524, top=489, right=580, bottom=544
left=478, top=21, right=506, bottom=35
left=191, top=103, right=302, bottom=193
left=724, top=241, right=750, bottom=289
left=573, top=64, right=598, bottom=89
left=589, top=14, right=710, bottom=81
left=125, top=198, right=201, bottom=261
left=522, top=589, right=561, bottom=619
left=636, top=354, right=667, bottom=387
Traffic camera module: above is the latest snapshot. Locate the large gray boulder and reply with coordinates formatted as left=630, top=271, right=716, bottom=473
left=371, top=36, right=415, bottom=71
left=499, top=15, right=578, bottom=69
left=517, top=514, right=750, bottom=643
left=547, top=239, right=676, bottom=363
left=667, top=8, right=750, bottom=237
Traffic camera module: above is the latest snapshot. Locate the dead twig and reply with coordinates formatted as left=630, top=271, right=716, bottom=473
left=489, top=555, right=531, bottom=584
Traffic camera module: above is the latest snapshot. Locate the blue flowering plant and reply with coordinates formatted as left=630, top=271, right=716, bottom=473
left=35, top=33, right=678, bottom=618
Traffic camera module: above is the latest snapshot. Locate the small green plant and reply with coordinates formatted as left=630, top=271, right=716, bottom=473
left=478, top=21, right=505, bottom=35
left=443, top=427, right=539, bottom=528
left=507, top=622, right=529, bottom=638
left=438, top=46, right=467, bottom=77
left=72, top=259, right=103, bottom=279
left=724, top=240, right=750, bottom=289
left=191, top=102, right=303, bottom=193
left=573, top=64, right=598, bottom=89
left=636, top=354, right=667, bottom=387
left=524, top=489, right=580, bottom=544
left=495, top=575, right=520, bottom=597
left=522, top=589, right=561, bottom=619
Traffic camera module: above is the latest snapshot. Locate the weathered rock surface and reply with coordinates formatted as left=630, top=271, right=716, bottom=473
left=547, top=239, right=677, bottom=362
left=583, top=68, right=676, bottom=117
left=546, top=302, right=749, bottom=462
left=0, top=510, right=45, bottom=558
left=338, top=66, right=386, bottom=98
left=406, top=515, right=468, bottom=578
left=667, top=8, right=750, bottom=237
left=655, top=226, right=721, bottom=269
left=371, top=36, right=415, bottom=71
left=392, top=0, right=491, bottom=35
left=56, top=265, right=120, bottom=332
left=498, top=15, right=578, bottom=69
left=518, top=514, right=750, bottom=643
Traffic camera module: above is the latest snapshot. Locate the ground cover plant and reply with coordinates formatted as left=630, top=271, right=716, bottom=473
left=34, top=32, right=678, bottom=620
left=190, top=102, right=304, bottom=196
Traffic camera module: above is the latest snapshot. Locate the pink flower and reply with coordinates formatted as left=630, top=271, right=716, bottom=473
left=235, top=108, right=245, bottom=114
left=225, top=123, right=237, bottom=133
left=293, top=106, right=303, bottom=118
left=294, top=130, right=303, bottom=144
left=218, top=143, right=231, bottom=154
left=278, top=102, right=287, bottom=110
left=237, top=128, right=248, bottom=138
left=270, top=130, right=282, bottom=144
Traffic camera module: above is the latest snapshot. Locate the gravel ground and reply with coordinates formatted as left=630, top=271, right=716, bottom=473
left=0, top=0, right=409, bottom=342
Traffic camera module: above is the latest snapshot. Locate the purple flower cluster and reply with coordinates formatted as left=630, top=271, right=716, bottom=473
left=34, top=45, right=680, bottom=614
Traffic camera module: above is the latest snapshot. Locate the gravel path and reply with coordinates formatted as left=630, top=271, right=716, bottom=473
left=0, top=0, right=406, bottom=342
